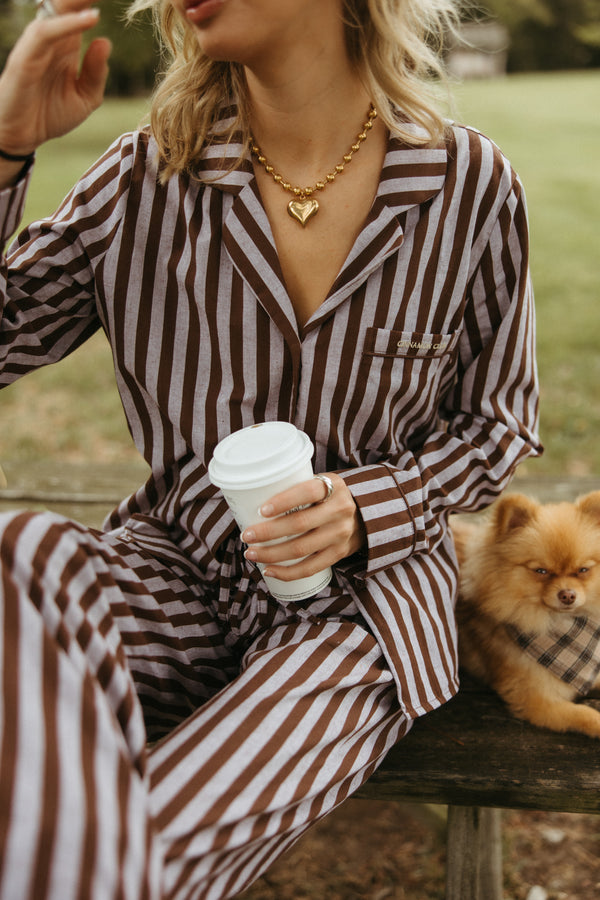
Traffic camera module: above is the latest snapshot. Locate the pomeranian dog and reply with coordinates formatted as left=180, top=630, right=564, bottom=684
left=452, top=491, right=600, bottom=739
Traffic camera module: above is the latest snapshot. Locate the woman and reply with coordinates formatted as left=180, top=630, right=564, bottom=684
left=0, top=0, right=541, bottom=897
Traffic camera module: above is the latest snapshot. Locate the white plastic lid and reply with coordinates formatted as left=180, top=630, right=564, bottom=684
left=208, top=422, right=314, bottom=490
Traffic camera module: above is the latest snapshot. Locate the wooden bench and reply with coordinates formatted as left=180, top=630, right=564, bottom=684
left=355, top=673, right=600, bottom=899
left=2, top=461, right=599, bottom=899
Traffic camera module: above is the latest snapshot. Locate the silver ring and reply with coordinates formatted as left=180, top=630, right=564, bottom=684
left=36, top=0, right=57, bottom=19
left=313, top=474, right=334, bottom=504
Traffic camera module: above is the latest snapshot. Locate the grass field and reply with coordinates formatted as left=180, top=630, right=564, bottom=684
left=453, top=71, right=600, bottom=477
left=2, top=72, right=600, bottom=475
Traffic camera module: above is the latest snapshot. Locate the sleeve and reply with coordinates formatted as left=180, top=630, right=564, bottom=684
left=0, top=133, right=137, bottom=387
left=340, top=168, right=542, bottom=576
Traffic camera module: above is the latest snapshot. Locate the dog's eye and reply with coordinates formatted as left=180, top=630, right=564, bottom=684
left=579, top=567, right=589, bottom=574
left=534, top=568, right=548, bottom=576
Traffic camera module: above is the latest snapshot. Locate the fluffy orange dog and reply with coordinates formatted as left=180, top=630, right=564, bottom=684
left=452, top=491, right=600, bottom=739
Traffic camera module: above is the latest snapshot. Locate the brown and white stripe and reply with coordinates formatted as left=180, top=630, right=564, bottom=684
left=1, top=111, right=541, bottom=717
left=0, top=510, right=407, bottom=898
left=0, top=105, right=540, bottom=895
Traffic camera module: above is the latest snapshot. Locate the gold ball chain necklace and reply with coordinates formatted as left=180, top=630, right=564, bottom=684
left=250, top=103, right=377, bottom=227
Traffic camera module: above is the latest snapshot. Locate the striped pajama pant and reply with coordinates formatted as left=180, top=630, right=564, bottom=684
left=0, top=510, right=409, bottom=900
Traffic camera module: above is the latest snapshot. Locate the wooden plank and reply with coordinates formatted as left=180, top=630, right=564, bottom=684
left=0, top=458, right=149, bottom=499
left=0, top=463, right=596, bottom=521
left=476, top=807, right=503, bottom=900
left=0, top=459, right=149, bottom=529
left=445, top=807, right=503, bottom=900
left=1, top=465, right=596, bottom=508
left=356, top=675, right=600, bottom=813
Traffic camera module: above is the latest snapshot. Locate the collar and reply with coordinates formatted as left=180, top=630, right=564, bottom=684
left=196, top=104, right=449, bottom=217
left=199, top=103, right=449, bottom=338
left=506, top=616, right=600, bottom=696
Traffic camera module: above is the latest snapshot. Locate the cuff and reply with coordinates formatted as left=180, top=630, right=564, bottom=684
left=1, top=159, right=33, bottom=245
left=338, top=463, right=422, bottom=575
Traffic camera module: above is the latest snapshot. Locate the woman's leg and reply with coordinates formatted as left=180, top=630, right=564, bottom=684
left=150, top=615, right=410, bottom=900
left=0, top=509, right=412, bottom=900
left=0, top=509, right=234, bottom=900
left=0, top=510, right=156, bottom=898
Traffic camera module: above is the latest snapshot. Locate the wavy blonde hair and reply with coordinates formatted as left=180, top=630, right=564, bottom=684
left=129, top=0, right=462, bottom=182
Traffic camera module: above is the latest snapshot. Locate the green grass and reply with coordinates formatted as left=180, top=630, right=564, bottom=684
left=22, top=96, right=151, bottom=227
left=2, top=75, right=600, bottom=474
left=2, top=97, right=150, bottom=464
left=452, top=71, right=600, bottom=477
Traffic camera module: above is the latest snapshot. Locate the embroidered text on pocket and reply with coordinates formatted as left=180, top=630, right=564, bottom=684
left=363, top=327, right=460, bottom=360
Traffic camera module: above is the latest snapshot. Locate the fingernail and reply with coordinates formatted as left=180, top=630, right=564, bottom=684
left=245, top=549, right=257, bottom=561
left=260, top=503, right=274, bottom=517
left=242, top=529, right=255, bottom=542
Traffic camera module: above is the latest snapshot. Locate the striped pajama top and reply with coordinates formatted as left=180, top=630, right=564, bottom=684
left=0, top=110, right=542, bottom=718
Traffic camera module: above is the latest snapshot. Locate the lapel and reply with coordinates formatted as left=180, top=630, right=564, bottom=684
left=198, top=112, right=449, bottom=340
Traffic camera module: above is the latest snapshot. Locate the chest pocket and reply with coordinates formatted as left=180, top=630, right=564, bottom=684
left=346, top=326, right=461, bottom=454
left=364, top=327, right=460, bottom=360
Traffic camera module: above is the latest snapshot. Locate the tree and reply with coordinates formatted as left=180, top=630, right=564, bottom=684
left=1, top=0, right=159, bottom=94
left=1, top=0, right=28, bottom=69
left=477, top=0, right=600, bottom=70
left=97, top=0, right=160, bottom=95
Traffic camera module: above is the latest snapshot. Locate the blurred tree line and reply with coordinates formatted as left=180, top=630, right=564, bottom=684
left=477, top=0, right=600, bottom=70
left=1, top=0, right=599, bottom=93
left=0, top=0, right=159, bottom=94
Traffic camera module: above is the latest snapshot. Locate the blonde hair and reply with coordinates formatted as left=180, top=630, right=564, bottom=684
left=129, top=0, right=461, bottom=182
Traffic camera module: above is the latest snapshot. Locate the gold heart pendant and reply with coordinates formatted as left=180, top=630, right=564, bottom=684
left=287, top=198, right=319, bottom=226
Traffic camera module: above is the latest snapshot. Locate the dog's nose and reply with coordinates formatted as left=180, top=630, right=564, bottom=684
left=558, top=589, right=577, bottom=606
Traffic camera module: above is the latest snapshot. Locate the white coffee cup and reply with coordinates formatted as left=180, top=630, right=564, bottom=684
left=208, top=422, right=332, bottom=601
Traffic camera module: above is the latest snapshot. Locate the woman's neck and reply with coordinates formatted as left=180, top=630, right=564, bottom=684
left=243, top=26, right=372, bottom=180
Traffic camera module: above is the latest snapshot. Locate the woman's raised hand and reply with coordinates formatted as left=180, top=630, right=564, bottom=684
left=0, top=0, right=111, bottom=160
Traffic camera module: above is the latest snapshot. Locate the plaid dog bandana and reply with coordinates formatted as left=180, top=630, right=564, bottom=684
left=506, top=615, right=600, bottom=696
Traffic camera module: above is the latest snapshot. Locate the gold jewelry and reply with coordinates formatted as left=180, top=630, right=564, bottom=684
left=250, top=104, right=377, bottom=227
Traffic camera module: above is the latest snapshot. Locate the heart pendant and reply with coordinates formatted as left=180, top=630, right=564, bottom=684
left=287, top=198, right=319, bottom=226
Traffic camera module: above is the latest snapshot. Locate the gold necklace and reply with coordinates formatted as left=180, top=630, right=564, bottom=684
left=250, top=104, right=377, bottom=227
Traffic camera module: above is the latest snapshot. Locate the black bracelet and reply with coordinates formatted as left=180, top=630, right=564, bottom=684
left=0, top=146, right=35, bottom=163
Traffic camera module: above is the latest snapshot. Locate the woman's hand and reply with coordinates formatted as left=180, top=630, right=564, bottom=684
left=241, top=473, right=367, bottom=582
left=0, top=0, right=110, bottom=161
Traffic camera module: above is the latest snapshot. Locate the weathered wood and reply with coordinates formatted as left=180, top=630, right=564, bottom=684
left=1, top=463, right=596, bottom=518
left=445, top=806, right=503, bottom=900
left=0, top=459, right=149, bottom=496
left=356, top=675, right=600, bottom=813
left=445, top=806, right=480, bottom=900
left=477, top=807, right=503, bottom=900
left=0, top=458, right=149, bottom=529
left=1, top=465, right=596, bottom=508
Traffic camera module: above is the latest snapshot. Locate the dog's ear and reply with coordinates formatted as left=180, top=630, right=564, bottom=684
left=577, top=491, right=600, bottom=526
left=492, top=493, right=539, bottom=536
